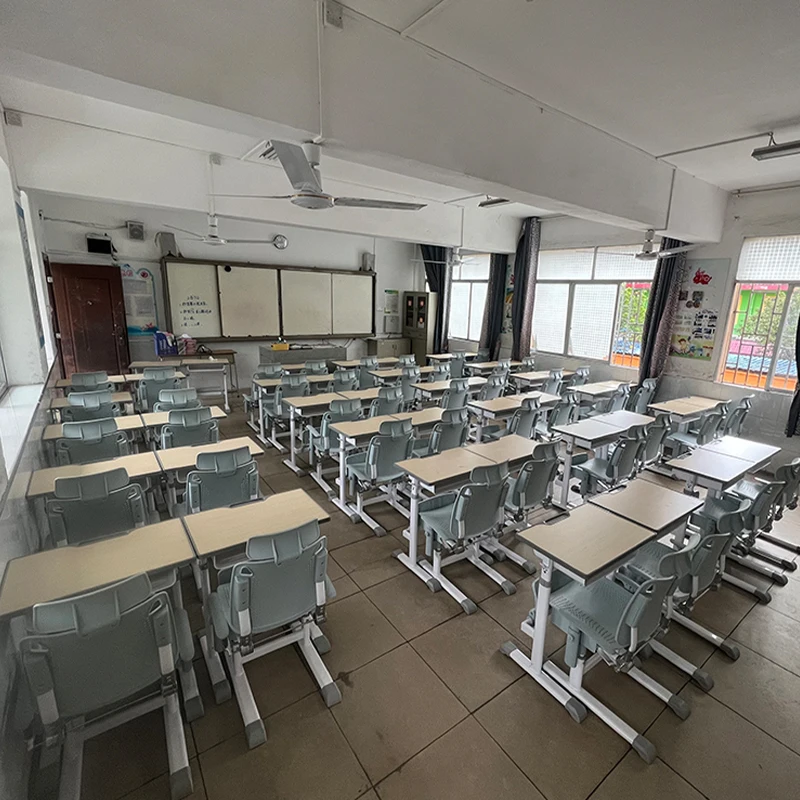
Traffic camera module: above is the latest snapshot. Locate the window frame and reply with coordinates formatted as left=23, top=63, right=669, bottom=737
left=0, top=341, right=7, bottom=399
left=449, top=254, right=491, bottom=342
left=533, top=245, right=653, bottom=368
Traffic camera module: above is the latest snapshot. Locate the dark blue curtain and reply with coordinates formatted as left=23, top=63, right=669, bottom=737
left=420, top=244, right=451, bottom=353
left=511, top=218, right=540, bottom=360
left=479, top=254, right=508, bottom=359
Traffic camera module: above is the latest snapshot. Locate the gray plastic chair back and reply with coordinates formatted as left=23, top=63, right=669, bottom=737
left=303, top=360, right=327, bottom=375
left=508, top=397, right=542, bottom=439
left=571, top=367, right=591, bottom=387
left=398, top=354, right=416, bottom=367
left=430, top=364, right=451, bottom=382
left=399, top=367, right=421, bottom=404
left=696, top=411, right=724, bottom=445
left=358, top=357, right=380, bottom=389
left=614, top=574, right=676, bottom=648
left=724, top=396, right=753, bottom=436
left=521, top=356, right=536, bottom=370
left=450, top=353, right=465, bottom=378
left=441, top=378, right=468, bottom=409
left=317, top=399, right=362, bottom=452
left=187, top=446, right=259, bottom=513
left=226, top=521, right=326, bottom=635
left=690, top=497, right=751, bottom=592
left=369, top=386, right=403, bottom=417
left=605, top=425, right=646, bottom=482
left=607, top=385, right=630, bottom=413
left=509, top=442, right=559, bottom=510
left=362, top=420, right=415, bottom=482
left=547, top=395, right=579, bottom=429
left=56, top=419, right=128, bottom=465
left=543, top=370, right=563, bottom=396
left=476, top=348, right=490, bottom=361
left=139, top=368, right=181, bottom=410
left=256, top=364, right=284, bottom=379
left=740, top=480, right=785, bottom=534
left=629, top=378, right=657, bottom=413
left=20, top=575, right=179, bottom=720
left=47, top=467, right=146, bottom=545
left=161, top=407, right=219, bottom=448
left=478, top=375, right=505, bottom=401
left=274, top=375, right=311, bottom=417
left=427, top=408, right=469, bottom=454
left=641, top=413, right=671, bottom=465
left=332, top=368, right=359, bottom=393
left=153, top=387, right=201, bottom=412
left=775, top=458, right=800, bottom=517
left=62, top=390, right=119, bottom=422
left=449, top=463, right=510, bottom=541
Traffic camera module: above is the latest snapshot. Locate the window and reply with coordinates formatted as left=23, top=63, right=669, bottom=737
left=449, top=253, right=490, bottom=341
left=720, top=235, right=800, bottom=391
left=532, top=246, right=654, bottom=368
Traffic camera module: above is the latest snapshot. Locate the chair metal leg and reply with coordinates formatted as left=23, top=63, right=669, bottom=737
left=627, top=665, right=691, bottom=719
left=466, top=545, right=516, bottom=595
left=57, top=732, right=83, bottom=800
left=760, top=531, right=800, bottom=555
left=748, top=542, right=797, bottom=571
left=648, top=639, right=714, bottom=690
left=354, top=490, right=386, bottom=535
left=162, top=692, right=193, bottom=800
left=420, top=550, right=477, bottom=613
left=225, top=649, right=267, bottom=750
left=671, top=612, right=740, bottom=660
left=297, top=626, right=341, bottom=708
left=721, top=570, right=772, bottom=603
left=727, top=552, right=787, bottom=585
left=479, top=538, right=537, bottom=575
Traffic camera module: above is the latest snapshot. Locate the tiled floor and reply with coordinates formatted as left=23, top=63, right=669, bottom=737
left=80, top=400, right=800, bottom=800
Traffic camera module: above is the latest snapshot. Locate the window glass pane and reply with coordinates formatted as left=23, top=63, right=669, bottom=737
left=568, top=284, right=617, bottom=360
left=538, top=248, right=594, bottom=280
left=737, top=235, right=800, bottom=281
left=594, top=246, right=657, bottom=280
left=468, top=282, right=488, bottom=341
left=611, top=283, right=650, bottom=368
left=771, top=287, right=800, bottom=392
left=532, top=283, right=569, bottom=353
left=449, top=282, right=470, bottom=339
left=721, top=283, right=787, bottom=389
left=459, top=254, right=490, bottom=280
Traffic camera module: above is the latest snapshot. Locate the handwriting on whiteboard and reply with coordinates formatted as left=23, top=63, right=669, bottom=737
left=179, top=295, right=214, bottom=329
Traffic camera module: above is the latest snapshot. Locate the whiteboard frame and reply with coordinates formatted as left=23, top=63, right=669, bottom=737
left=162, top=257, right=376, bottom=340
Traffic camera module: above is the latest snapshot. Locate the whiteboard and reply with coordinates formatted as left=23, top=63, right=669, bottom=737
left=218, top=265, right=279, bottom=337
left=332, top=272, right=373, bottom=334
left=166, top=262, right=221, bottom=337
left=281, top=271, right=332, bottom=336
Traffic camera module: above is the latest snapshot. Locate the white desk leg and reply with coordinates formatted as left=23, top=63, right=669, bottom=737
left=197, top=558, right=231, bottom=704
left=558, top=437, right=574, bottom=508
left=282, top=406, right=305, bottom=475
left=332, top=432, right=358, bottom=522
left=396, top=476, right=438, bottom=589
left=222, top=370, right=230, bottom=413
left=475, top=413, right=484, bottom=442
left=258, top=387, right=266, bottom=442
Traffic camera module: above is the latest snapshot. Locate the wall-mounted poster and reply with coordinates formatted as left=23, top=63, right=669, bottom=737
left=669, top=258, right=730, bottom=361
left=119, top=263, right=158, bottom=337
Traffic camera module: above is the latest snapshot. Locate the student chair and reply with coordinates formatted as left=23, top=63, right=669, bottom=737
left=418, top=462, right=511, bottom=612
left=623, top=495, right=752, bottom=657
left=476, top=348, right=490, bottom=361
left=153, top=388, right=202, bottom=412
left=665, top=410, right=723, bottom=455
left=332, top=368, right=359, bottom=393
left=368, top=385, right=404, bottom=418
left=542, top=369, right=563, bottom=396
left=20, top=575, right=196, bottom=799
left=398, top=354, right=416, bottom=367
left=520, top=356, right=536, bottom=371
left=399, top=366, right=421, bottom=410
left=303, top=360, right=328, bottom=375
left=485, top=396, right=542, bottom=441
left=477, top=374, right=505, bottom=402
left=61, top=389, right=120, bottom=422
left=359, top=357, right=380, bottom=389
left=206, top=520, right=340, bottom=749
left=262, top=375, right=311, bottom=448
left=243, top=366, right=283, bottom=416
left=535, top=392, right=579, bottom=440
left=724, top=395, right=753, bottom=436
left=46, top=467, right=151, bottom=546
left=640, top=413, right=672, bottom=467
left=570, top=425, right=647, bottom=497
left=567, top=367, right=591, bottom=388
left=588, top=384, right=630, bottom=416
left=186, top=446, right=259, bottom=514
left=345, top=419, right=414, bottom=535
left=160, top=407, right=219, bottom=449
left=414, top=408, right=470, bottom=457
left=762, top=458, right=800, bottom=557
left=429, top=363, right=451, bottom=382
left=308, top=399, right=363, bottom=495
left=628, top=378, right=658, bottom=414
left=67, top=371, right=113, bottom=394
left=138, top=367, right=182, bottom=411
left=55, top=419, right=129, bottom=465
left=449, top=352, right=466, bottom=378
left=440, top=378, right=469, bottom=410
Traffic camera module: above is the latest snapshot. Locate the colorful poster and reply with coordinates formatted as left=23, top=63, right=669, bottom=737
left=669, top=258, right=730, bottom=361
left=119, top=263, right=158, bottom=337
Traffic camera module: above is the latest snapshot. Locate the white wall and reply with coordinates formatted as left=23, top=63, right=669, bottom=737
left=32, top=194, right=424, bottom=378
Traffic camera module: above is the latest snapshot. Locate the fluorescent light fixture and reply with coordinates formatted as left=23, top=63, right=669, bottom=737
left=478, top=197, right=512, bottom=208
left=752, top=137, right=800, bottom=161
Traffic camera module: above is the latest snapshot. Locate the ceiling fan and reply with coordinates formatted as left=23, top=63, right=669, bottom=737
left=164, top=214, right=289, bottom=248
left=213, top=140, right=427, bottom=212
left=632, top=230, right=697, bottom=261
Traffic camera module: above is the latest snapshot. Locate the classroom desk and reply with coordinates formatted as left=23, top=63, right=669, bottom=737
left=140, top=406, right=226, bottom=428
left=665, top=449, right=762, bottom=497
left=648, top=398, right=714, bottom=420
left=511, top=370, right=575, bottom=387
left=369, top=366, right=435, bottom=381
left=589, top=480, right=703, bottom=533
left=394, top=407, right=444, bottom=430
left=592, top=410, right=653, bottom=428
left=506, top=504, right=658, bottom=728
left=575, top=381, right=622, bottom=398
left=42, top=413, right=145, bottom=441
left=253, top=374, right=334, bottom=390
left=699, top=436, right=781, bottom=464
left=338, top=388, right=381, bottom=402
left=395, top=448, right=497, bottom=593
left=427, top=352, right=477, bottom=362
left=48, top=391, right=134, bottom=410
left=281, top=393, right=346, bottom=475
left=550, top=418, right=633, bottom=508
left=0, top=519, right=193, bottom=618
left=128, top=360, right=183, bottom=369
left=412, top=376, right=486, bottom=402
left=55, top=374, right=136, bottom=389
left=681, top=396, right=722, bottom=411
left=466, top=434, right=538, bottom=470
left=467, top=393, right=559, bottom=441
left=332, top=357, right=399, bottom=369
left=26, top=452, right=162, bottom=498
left=466, top=360, right=522, bottom=375
left=154, top=436, right=263, bottom=473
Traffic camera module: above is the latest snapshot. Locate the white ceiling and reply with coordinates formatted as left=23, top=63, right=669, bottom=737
left=344, top=0, right=800, bottom=190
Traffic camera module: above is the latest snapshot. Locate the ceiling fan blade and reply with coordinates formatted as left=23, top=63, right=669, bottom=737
left=164, top=223, right=205, bottom=239
left=478, top=197, right=512, bottom=208
left=658, top=244, right=698, bottom=258
left=210, top=194, right=294, bottom=200
left=333, top=197, right=427, bottom=211
left=223, top=238, right=279, bottom=244
left=270, top=140, right=323, bottom=194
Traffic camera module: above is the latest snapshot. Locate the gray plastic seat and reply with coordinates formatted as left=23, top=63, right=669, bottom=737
left=429, top=363, right=451, bottom=383
left=628, top=378, right=657, bottom=413
left=571, top=425, right=647, bottom=497
left=398, top=354, right=416, bottom=367
left=263, top=375, right=311, bottom=424
left=46, top=467, right=149, bottom=545
left=568, top=367, right=590, bottom=388
left=520, top=356, right=536, bottom=371
left=160, top=407, right=219, bottom=448
left=536, top=393, right=579, bottom=439
left=332, top=368, right=359, bottom=393
left=369, top=385, right=403, bottom=417
left=303, top=360, right=328, bottom=375
left=476, top=348, right=490, bottom=361
left=359, top=357, right=380, bottom=389
left=449, top=353, right=466, bottom=378
left=589, top=384, right=630, bottom=416
left=724, top=395, right=753, bottom=436
left=640, top=413, right=672, bottom=467
left=61, top=389, right=120, bottom=422
left=67, top=371, right=113, bottom=394
left=505, top=442, right=559, bottom=519
left=542, top=370, right=563, bottom=396
left=56, top=418, right=129, bottom=465
left=775, top=457, right=800, bottom=519
left=20, top=575, right=195, bottom=799
left=399, top=366, right=422, bottom=409
left=138, top=367, right=181, bottom=411
left=414, top=408, right=469, bottom=456
left=153, top=387, right=201, bottom=412
left=486, top=396, right=542, bottom=441
left=666, top=410, right=723, bottom=453
left=310, top=399, right=362, bottom=459
left=243, top=366, right=283, bottom=413
left=207, top=520, right=340, bottom=748
left=477, top=374, right=505, bottom=401
left=440, top=378, right=468, bottom=410
left=186, top=446, right=259, bottom=513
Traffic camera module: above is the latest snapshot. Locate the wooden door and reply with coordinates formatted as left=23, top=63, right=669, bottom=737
left=50, top=263, right=129, bottom=376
